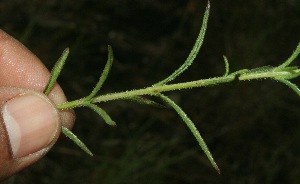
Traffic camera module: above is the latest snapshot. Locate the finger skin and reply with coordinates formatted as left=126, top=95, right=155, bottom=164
left=0, top=30, right=75, bottom=180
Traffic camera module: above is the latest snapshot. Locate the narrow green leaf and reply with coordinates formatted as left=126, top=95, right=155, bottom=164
left=61, top=126, right=93, bottom=156
left=223, top=55, right=229, bottom=76
left=276, top=79, right=300, bottom=97
left=280, top=66, right=298, bottom=71
left=87, top=103, right=116, bottom=126
left=124, top=96, right=165, bottom=108
left=44, top=48, right=69, bottom=95
left=275, top=42, right=300, bottom=70
left=274, top=68, right=300, bottom=80
left=154, top=1, right=210, bottom=86
left=157, top=93, right=220, bottom=173
left=246, top=66, right=274, bottom=74
left=86, top=45, right=114, bottom=100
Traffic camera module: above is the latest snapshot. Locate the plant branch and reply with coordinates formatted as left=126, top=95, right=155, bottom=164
left=43, top=1, right=300, bottom=173
left=57, top=67, right=300, bottom=110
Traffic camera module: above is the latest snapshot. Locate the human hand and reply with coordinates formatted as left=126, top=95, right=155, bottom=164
left=0, top=30, right=74, bottom=181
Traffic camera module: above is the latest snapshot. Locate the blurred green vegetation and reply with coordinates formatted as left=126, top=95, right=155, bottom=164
left=1, top=0, right=300, bottom=183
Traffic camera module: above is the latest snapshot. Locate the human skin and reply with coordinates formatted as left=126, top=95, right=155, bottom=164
left=0, top=29, right=75, bottom=181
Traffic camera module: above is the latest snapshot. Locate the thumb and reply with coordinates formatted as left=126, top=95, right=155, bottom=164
left=0, top=87, right=61, bottom=180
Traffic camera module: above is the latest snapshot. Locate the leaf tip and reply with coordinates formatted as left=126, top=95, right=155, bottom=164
left=108, top=45, right=113, bottom=55
left=64, top=47, right=70, bottom=54
left=107, top=120, right=117, bottom=126
left=107, top=45, right=114, bottom=61
left=213, top=163, right=221, bottom=174
left=223, top=55, right=229, bottom=76
left=207, top=0, right=210, bottom=10
left=87, top=150, right=94, bottom=156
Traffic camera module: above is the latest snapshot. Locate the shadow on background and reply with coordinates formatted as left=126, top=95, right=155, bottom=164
left=1, top=0, right=300, bottom=183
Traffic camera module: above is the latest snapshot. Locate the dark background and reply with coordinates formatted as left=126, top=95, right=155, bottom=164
left=1, top=0, right=300, bottom=183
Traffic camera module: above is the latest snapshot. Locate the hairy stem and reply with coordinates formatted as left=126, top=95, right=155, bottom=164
left=57, top=67, right=300, bottom=110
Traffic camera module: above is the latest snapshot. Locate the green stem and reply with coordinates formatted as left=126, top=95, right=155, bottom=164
left=57, top=75, right=235, bottom=110
left=57, top=68, right=300, bottom=110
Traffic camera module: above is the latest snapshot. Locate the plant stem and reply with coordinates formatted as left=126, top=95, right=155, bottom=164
left=57, top=68, right=300, bottom=110
left=95, top=76, right=234, bottom=102
left=57, top=76, right=233, bottom=110
left=239, top=69, right=300, bottom=80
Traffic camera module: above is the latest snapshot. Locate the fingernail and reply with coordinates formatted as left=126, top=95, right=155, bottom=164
left=2, top=93, right=59, bottom=158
